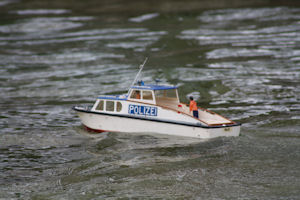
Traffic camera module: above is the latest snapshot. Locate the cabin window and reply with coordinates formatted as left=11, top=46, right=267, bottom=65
left=155, top=89, right=177, bottom=99
left=142, top=91, right=153, bottom=100
left=96, top=100, right=104, bottom=110
left=165, top=89, right=177, bottom=98
left=106, top=101, right=114, bottom=112
left=116, top=102, right=122, bottom=112
left=130, top=90, right=141, bottom=99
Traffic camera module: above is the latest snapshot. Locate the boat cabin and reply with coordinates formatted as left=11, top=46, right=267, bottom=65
left=91, top=84, right=180, bottom=113
left=128, top=84, right=179, bottom=106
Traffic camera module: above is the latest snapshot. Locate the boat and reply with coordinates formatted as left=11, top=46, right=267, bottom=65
left=73, top=59, right=241, bottom=139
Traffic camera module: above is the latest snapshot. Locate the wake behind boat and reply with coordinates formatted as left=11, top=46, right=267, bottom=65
left=73, top=59, right=241, bottom=139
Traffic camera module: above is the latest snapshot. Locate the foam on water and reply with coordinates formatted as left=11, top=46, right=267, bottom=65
left=0, top=17, right=92, bottom=34
left=12, top=9, right=71, bottom=15
left=129, top=13, right=160, bottom=23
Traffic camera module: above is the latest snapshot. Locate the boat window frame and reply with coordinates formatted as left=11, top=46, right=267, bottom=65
left=105, top=100, right=115, bottom=112
left=128, top=89, right=156, bottom=104
left=142, top=90, right=154, bottom=101
left=116, top=101, right=122, bottom=112
left=129, top=89, right=141, bottom=100
left=154, top=89, right=179, bottom=103
left=95, top=100, right=104, bottom=111
left=93, top=99, right=124, bottom=113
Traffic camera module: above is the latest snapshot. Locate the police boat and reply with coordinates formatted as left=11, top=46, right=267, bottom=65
left=73, top=59, right=241, bottom=139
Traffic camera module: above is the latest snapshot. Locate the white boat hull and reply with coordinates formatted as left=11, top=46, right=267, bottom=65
left=76, top=109, right=241, bottom=139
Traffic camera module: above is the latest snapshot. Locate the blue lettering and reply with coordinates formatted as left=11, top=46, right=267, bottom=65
left=139, top=106, right=143, bottom=115
left=134, top=106, right=138, bottom=114
left=128, top=104, right=157, bottom=116
left=145, top=107, right=150, bottom=115
left=150, top=107, right=155, bottom=116
left=129, top=105, right=134, bottom=113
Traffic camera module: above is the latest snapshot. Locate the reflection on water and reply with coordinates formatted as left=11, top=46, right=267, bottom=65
left=0, top=0, right=299, bottom=199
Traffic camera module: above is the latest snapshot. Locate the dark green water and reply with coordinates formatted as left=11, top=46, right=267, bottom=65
left=0, top=0, right=300, bottom=199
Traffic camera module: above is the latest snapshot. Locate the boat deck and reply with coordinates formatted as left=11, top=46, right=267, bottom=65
left=156, top=98, right=233, bottom=126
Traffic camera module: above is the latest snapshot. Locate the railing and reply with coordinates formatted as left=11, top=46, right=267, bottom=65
left=74, top=105, right=93, bottom=111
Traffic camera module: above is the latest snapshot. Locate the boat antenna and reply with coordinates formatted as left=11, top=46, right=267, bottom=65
left=127, top=57, right=148, bottom=95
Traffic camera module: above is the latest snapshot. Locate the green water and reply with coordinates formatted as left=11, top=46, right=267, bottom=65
left=0, top=0, right=299, bottom=199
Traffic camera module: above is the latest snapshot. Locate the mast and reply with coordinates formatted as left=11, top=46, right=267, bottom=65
left=127, top=57, right=148, bottom=95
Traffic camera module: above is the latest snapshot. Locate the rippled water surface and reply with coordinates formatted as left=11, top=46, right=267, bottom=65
left=0, top=0, right=300, bottom=199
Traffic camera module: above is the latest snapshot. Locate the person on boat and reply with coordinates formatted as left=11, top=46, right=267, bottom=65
left=136, top=90, right=141, bottom=99
left=189, top=96, right=199, bottom=118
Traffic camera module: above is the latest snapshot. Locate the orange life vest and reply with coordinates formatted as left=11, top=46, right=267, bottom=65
left=189, top=100, right=198, bottom=111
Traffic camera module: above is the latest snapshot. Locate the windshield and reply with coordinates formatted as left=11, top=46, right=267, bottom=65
left=154, top=89, right=178, bottom=99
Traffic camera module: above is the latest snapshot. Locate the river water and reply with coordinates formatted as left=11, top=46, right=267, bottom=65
left=0, top=0, right=300, bottom=199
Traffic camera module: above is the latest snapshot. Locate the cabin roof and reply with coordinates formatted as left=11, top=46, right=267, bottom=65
left=98, top=95, right=128, bottom=100
left=97, top=84, right=178, bottom=100
left=131, top=84, right=178, bottom=90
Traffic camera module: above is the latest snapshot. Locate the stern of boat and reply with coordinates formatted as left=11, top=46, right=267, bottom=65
left=206, top=124, right=241, bottom=138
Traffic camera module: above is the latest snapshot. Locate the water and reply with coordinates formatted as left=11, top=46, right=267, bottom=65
left=0, top=0, right=300, bottom=199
